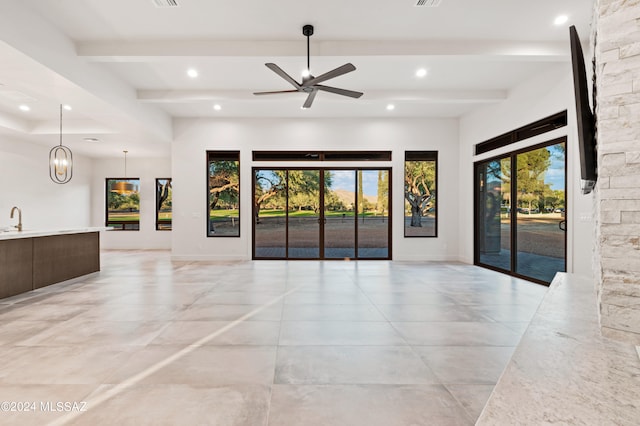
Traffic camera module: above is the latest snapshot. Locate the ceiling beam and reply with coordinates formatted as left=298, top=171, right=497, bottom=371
left=0, top=110, right=30, bottom=133
left=29, top=119, right=118, bottom=135
left=0, top=2, right=173, bottom=143
left=78, top=40, right=568, bottom=62
left=137, top=89, right=508, bottom=104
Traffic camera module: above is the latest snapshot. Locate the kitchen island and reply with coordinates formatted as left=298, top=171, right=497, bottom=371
left=0, top=227, right=109, bottom=299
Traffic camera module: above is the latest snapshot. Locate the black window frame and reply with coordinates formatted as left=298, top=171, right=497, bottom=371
left=473, top=136, right=568, bottom=285
left=156, top=178, right=172, bottom=231
left=105, top=178, right=141, bottom=231
left=207, top=151, right=241, bottom=238
left=404, top=151, right=438, bottom=238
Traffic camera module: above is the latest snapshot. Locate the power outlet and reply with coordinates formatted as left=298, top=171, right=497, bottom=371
left=579, top=212, right=592, bottom=222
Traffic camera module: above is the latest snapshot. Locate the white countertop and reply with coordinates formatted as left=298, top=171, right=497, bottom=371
left=476, top=273, right=640, bottom=425
left=0, top=227, right=112, bottom=240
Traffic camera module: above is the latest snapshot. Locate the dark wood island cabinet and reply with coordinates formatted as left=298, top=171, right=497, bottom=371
left=0, top=229, right=106, bottom=299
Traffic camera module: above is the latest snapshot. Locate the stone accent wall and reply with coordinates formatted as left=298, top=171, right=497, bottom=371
left=596, top=0, right=640, bottom=344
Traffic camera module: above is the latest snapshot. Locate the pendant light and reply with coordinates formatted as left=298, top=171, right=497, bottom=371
left=49, top=104, right=73, bottom=184
left=111, top=150, right=135, bottom=194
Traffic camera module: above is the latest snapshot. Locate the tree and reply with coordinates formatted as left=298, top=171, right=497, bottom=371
left=377, top=170, right=389, bottom=217
left=254, top=170, right=333, bottom=221
left=405, top=161, right=435, bottom=227
left=157, top=179, right=171, bottom=212
left=209, top=160, right=239, bottom=210
left=515, top=148, right=551, bottom=212
left=357, top=170, right=364, bottom=213
left=254, top=170, right=286, bottom=223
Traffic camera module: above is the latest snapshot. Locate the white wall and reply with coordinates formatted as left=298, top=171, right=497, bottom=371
left=0, top=135, right=92, bottom=231
left=90, top=156, right=171, bottom=249
left=459, top=63, right=595, bottom=278
left=172, top=118, right=460, bottom=261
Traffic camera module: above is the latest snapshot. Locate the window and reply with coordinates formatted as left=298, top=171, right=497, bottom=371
left=106, top=178, right=140, bottom=230
left=207, top=151, right=240, bottom=237
left=156, top=178, right=172, bottom=231
left=404, top=151, right=437, bottom=237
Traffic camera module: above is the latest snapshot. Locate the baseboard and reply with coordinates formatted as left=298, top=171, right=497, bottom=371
left=393, top=255, right=465, bottom=262
left=170, top=254, right=249, bottom=262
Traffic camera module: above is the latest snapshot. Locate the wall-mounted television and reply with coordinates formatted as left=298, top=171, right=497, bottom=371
left=569, top=25, right=597, bottom=194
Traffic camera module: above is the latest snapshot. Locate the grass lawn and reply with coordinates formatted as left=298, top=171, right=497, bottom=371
left=108, top=214, right=140, bottom=221
left=209, top=209, right=387, bottom=219
left=210, top=209, right=239, bottom=219
left=256, top=209, right=385, bottom=218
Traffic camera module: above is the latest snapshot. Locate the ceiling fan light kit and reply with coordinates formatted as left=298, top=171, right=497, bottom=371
left=253, top=25, right=363, bottom=109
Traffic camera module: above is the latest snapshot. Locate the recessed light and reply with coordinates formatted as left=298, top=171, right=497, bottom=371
left=63, top=104, right=72, bottom=111
left=386, top=104, right=395, bottom=111
left=187, top=68, right=198, bottom=78
left=19, top=105, right=30, bottom=112
left=554, top=15, right=568, bottom=25
left=213, top=104, right=222, bottom=111
left=416, top=68, right=428, bottom=78
left=83, top=137, right=100, bottom=143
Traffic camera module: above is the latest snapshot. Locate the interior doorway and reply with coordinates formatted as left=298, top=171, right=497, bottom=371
left=253, top=168, right=391, bottom=260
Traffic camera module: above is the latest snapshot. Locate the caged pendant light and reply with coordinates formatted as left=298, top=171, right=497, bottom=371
left=49, top=104, right=73, bottom=184
left=111, top=150, right=135, bottom=194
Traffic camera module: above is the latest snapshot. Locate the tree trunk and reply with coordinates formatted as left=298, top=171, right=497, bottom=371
left=255, top=204, right=261, bottom=224
left=410, top=204, right=422, bottom=227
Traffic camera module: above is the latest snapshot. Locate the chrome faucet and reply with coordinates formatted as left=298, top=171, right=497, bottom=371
left=10, top=206, right=22, bottom=231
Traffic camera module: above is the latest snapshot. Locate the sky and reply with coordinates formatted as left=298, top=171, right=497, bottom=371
left=329, top=170, right=380, bottom=196
left=545, top=146, right=565, bottom=191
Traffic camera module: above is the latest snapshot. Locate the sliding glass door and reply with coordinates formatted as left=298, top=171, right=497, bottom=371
left=475, top=139, right=566, bottom=284
left=253, top=168, right=391, bottom=260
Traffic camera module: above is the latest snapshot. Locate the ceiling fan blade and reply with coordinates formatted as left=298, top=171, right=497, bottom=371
left=303, top=63, right=356, bottom=86
left=315, top=85, right=363, bottom=99
left=265, top=63, right=301, bottom=89
left=253, top=90, right=299, bottom=96
left=302, top=90, right=317, bottom=109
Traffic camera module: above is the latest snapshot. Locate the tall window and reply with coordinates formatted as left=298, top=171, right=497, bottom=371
left=156, top=178, right=172, bottom=231
left=404, top=151, right=437, bottom=237
left=106, top=178, right=140, bottom=230
left=207, top=151, right=240, bottom=237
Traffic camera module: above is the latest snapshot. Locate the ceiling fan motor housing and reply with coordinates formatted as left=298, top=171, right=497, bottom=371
left=303, top=25, right=314, bottom=37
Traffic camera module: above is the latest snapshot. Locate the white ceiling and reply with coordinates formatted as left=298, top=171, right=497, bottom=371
left=0, top=0, right=593, bottom=158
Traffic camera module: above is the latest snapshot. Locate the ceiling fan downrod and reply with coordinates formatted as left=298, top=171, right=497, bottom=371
left=303, top=24, right=314, bottom=74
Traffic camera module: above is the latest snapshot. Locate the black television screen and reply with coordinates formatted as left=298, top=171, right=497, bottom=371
left=569, top=25, right=597, bottom=194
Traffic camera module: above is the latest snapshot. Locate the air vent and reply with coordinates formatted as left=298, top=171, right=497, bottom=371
left=152, top=0, right=179, bottom=7
left=415, top=0, right=442, bottom=6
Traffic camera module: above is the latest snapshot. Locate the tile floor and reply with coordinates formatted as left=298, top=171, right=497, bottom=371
left=0, top=250, right=547, bottom=425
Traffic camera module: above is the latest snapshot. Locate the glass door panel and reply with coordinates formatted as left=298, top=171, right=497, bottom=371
left=477, top=158, right=511, bottom=271
left=254, top=169, right=286, bottom=258
left=324, top=170, right=356, bottom=259
left=515, top=143, right=566, bottom=282
left=475, top=139, right=566, bottom=284
left=357, top=169, right=390, bottom=259
left=287, top=170, right=320, bottom=258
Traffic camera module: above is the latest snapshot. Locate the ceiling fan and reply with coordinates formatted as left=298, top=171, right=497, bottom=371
left=253, top=25, right=363, bottom=109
